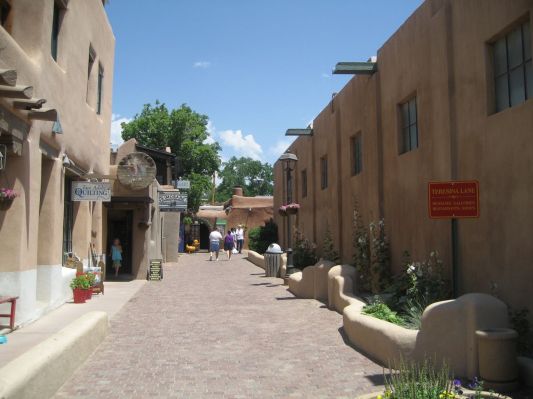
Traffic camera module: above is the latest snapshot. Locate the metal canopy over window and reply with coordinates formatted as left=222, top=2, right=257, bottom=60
left=285, top=128, right=313, bottom=136
left=333, top=62, right=377, bottom=75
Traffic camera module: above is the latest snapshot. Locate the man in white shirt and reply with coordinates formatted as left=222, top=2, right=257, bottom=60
left=236, top=225, right=245, bottom=254
left=209, top=227, right=223, bottom=261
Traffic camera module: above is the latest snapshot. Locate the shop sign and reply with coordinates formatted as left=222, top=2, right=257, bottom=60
left=159, top=190, right=187, bottom=212
left=72, top=182, right=112, bottom=202
left=428, top=180, right=479, bottom=219
left=175, top=180, right=190, bottom=190
left=148, top=259, right=163, bottom=281
left=117, top=152, right=156, bottom=190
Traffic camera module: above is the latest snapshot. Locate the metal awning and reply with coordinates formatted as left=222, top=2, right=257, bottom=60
left=285, top=128, right=313, bottom=136
left=332, top=62, right=377, bottom=75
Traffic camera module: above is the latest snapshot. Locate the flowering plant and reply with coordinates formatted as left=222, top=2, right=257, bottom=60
left=278, top=203, right=300, bottom=216
left=0, top=188, right=18, bottom=201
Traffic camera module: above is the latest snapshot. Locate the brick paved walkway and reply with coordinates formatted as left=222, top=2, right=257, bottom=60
left=54, top=254, right=384, bottom=398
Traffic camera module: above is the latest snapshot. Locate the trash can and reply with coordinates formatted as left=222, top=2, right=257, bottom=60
left=264, top=243, right=283, bottom=277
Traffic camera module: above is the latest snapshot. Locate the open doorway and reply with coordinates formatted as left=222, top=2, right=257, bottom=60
left=106, top=209, right=133, bottom=279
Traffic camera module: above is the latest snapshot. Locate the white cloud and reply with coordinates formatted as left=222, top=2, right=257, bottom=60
left=193, top=61, right=211, bottom=69
left=269, top=139, right=294, bottom=159
left=321, top=73, right=331, bottom=79
left=219, top=129, right=263, bottom=160
left=203, top=120, right=216, bottom=144
left=110, top=113, right=131, bottom=149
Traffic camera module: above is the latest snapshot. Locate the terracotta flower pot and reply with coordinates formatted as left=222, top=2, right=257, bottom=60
left=286, top=207, right=298, bottom=215
left=84, top=288, right=92, bottom=300
left=72, top=288, right=86, bottom=304
left=278, top=209, right=287, bottom=217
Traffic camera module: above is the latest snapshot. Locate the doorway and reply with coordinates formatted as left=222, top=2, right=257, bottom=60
left=106, top=209, right=133, bottom=278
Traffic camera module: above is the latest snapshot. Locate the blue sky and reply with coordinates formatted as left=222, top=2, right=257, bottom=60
left=107, top=0, right=423, bottom=164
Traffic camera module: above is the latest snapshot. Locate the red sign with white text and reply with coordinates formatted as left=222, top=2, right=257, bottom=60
left=428, top=181, right=479, bottom=219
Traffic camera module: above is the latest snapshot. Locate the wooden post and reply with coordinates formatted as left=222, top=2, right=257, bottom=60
left=0, top=69, right=17, bottom=86
left=0, top=85, right=33, bottom=99
left=28, top=108, right=58, bottom=121
left=13, top=98, right=46, bottom=110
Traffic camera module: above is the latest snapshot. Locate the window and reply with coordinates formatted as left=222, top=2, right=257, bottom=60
left=400, top=97, right=418, bottom=153
left=51, top=1, right=63, bottom=61
left=351, top=133, right=363, bottom=175
left=0, top=0, right=11, bottom=29
left=97, top=64, right=104, bottom=114
left=86, top=46, right=96, bottom=103
left=301, top=169, right=307, bottom=198
left=493, top=21, right=532, bottom=112
left=320, top=156, right=328, bottom=190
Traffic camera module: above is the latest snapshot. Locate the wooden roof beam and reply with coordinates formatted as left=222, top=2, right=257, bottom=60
left=0, top=85, right=33, bottom=99
left=27, top=108, right=58, bottom=121
left=0, top=69, right=17, bottom=86
left=13, top=98, right=47, bottom=110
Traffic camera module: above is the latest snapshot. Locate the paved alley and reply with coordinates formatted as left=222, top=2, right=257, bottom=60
left=54, top=254, right=383, bottom=398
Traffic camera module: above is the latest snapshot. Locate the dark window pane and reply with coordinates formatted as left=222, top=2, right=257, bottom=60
left=526, top=60, right=533, bottom=100
left=495, top=74, right=509, bottom=112
left=401, top=102, right=409, bottom=128
left=523, top=21, right=531, bottom=61
left=409, top=98, right=417, bottom=126
left=493, top=37, right=508, bottom=76
left=51, top=4, right=60, bottom=61
left=0, top=0, right=11, bottom=27
left=409, top=124, right=418, bottom=150
left=510, top=67, right=526, bottom=106
left=402, top=127, right=410, bottom=153
left=508, top=27, right=523, bottom=69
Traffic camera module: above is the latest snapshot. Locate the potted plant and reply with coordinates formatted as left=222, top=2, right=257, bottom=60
left=183, top=216, right=193, bottom=233
left=0, top=188, right=18, bottom=210
left=70, top=276, right=87, bottom=304
left=85, top=273, right=96, bottom=299
left=284, top=203, right=300, bottom=215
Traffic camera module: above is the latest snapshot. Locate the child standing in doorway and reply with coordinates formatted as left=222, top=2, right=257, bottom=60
left=111, top=238, right=123, bottom=277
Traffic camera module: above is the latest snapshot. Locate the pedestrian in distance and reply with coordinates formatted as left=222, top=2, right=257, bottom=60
left=209, top=227, right=223, bottom=261
left=236, top=224, right=245, bottom=254
left=224, top=230, right=235, bottom=260
left=110, top=238, right=123, bottom=277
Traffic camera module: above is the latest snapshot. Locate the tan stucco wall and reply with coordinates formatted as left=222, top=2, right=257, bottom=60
left=0, top=0, right=114, bottom=274
left=274, top=0, right=533, bottom=315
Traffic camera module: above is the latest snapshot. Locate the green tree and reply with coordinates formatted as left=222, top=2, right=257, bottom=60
left=215, top=156, right=273, bottom=202
left=121, top=101, right=220, bottom=211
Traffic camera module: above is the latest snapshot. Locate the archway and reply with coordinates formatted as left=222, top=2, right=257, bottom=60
left=194, top=217, right=212, bottom=250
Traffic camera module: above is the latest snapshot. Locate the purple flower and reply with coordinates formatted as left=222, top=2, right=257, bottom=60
left=453, top=379, right=461, bottom=387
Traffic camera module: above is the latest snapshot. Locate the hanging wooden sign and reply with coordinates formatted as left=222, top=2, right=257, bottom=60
left=117, top=152, right=156, bottom=190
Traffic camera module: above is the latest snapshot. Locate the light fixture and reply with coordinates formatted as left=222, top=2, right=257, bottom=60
left=62, top=154, right=72, bottom=167
left=0, top=145, right=5, bottom=170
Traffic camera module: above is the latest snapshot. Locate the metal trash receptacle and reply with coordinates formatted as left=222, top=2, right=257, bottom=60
left=264, top=243, right=283, bottom=277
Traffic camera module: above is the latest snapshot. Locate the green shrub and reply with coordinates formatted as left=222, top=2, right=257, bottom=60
left=362, top=297, right=405, bottom=326
left=293, top=230, right=318, bottom=269
left=383, top=358, right=453, bottom=399
left=510, top=308, right=532, bottom=356
left=248, top=219, right=278, bottom=254
left=322, top=228, right=339, bottom=263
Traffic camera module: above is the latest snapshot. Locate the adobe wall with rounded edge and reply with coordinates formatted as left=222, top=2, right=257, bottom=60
left=227, top=207, right=273, bottom=250
left=0, top=311, right=108, bottom=399
left=342, top=293, right=510, bottom=379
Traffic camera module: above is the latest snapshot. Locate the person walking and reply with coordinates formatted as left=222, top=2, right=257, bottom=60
left=236, top=225, right=245, bottom=254
left=209, top=227, right=223, bottom=261
left=224, top=230, right=235, bottom=260
left=110, top=238, right=123, bottom=277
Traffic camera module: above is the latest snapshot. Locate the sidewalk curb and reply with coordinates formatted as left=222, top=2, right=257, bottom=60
left=0, top=311, right=108, bottom=399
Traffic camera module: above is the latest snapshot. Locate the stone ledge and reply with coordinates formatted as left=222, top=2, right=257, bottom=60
left=0, top=311, right=108, bottom=399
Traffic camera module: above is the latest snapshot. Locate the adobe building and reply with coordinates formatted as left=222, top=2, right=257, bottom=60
left=0, top=0, right=115, bottom=325
left=106, top=139, right=181, bottom=278
left=274, top=0, right=533, bottom=315
left=194, top=187, right=274, bottom=250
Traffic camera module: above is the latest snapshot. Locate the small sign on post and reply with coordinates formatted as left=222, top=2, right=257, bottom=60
left=175, top=180, right=191, bottom=190
left=428, top=180, right=479, bottom=219
left=148, top=259, right=163, bottom=281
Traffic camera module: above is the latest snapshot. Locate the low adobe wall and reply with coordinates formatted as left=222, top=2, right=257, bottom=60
left=343, top=293, right=510, bottom=379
